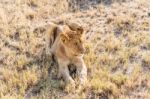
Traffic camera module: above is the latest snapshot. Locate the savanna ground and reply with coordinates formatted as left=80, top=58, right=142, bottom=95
left=0, top=0, right=150, bottom=99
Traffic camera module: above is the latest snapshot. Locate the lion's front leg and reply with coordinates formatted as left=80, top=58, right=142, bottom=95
left=73, top=58, right=87, bottom=85
left=57, top=58, right=75, bottom=91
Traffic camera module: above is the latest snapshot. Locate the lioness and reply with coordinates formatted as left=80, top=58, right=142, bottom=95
left=46, top=22, right=87, bottom=90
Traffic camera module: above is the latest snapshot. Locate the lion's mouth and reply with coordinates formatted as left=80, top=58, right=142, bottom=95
left=74, top=54, right=83, bottom=57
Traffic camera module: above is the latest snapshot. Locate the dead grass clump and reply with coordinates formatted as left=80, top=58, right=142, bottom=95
left=142, top=52, right=150, bottom=69
left=0, top=0, right=150, bottom=98
left=0, top=66, right=39, bottom=97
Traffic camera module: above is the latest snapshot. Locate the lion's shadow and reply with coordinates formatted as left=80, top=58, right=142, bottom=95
left=23, top=47, right=77, bottom=97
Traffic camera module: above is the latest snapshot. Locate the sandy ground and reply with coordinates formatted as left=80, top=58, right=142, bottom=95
left=0, top=0, right=150, bottom=99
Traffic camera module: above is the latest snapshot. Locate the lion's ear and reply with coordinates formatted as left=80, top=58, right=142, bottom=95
left=77, top=26, right=84, bottom=35
left=66, top=22, right=84, bottom=35
left=60, top=33, right=69, bottom=43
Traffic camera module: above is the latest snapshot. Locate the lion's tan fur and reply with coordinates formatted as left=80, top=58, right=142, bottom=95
left=46, top=22, right=87, bottom=90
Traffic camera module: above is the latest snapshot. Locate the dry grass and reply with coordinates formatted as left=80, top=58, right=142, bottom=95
left=0, top=0, right=150, bottom=99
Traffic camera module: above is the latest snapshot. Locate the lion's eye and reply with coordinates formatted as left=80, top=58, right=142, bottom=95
left=75, top=42, right=78, bottom=45
left=77, top=28, right=80, bottom=31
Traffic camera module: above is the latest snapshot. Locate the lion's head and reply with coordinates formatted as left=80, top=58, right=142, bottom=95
left=60, top=25, right=85, bottom=56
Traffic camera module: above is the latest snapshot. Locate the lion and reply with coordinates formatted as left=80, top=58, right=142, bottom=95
left=45, top=22, right=87, bottom=91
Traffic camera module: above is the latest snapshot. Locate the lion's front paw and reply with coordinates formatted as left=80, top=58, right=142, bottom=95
left=80, top=76, right=87, bottom=86
left=64, top=79, right=75, bottom=93
left=76, top=77, right=87, bottom=93
left=78, top=72, right=87, bottom=86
